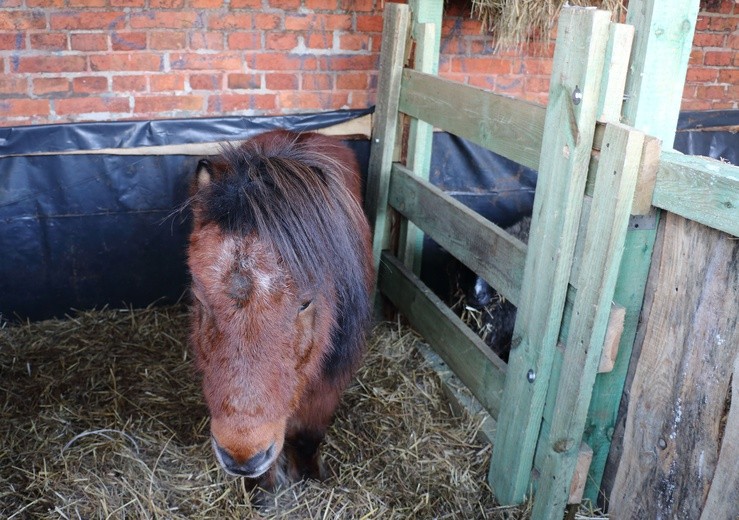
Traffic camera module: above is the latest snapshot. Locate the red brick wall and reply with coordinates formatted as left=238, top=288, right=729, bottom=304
left=0, top=0, right=736, bottom=127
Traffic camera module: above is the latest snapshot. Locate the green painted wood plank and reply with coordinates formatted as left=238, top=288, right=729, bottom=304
left=364, top=3, right=410, bottom=275
left=408, top=0, right=442, bottom=65
left=532, top=123, right=645, bottom=519
left=489, top=7, right=612, bottom=505
left=399, top=22, right=438, bottom=275
left=598, top=23, right=634, bottom=122
left=378, top=251, right=507, bottom=418
left=652, top=150, right=739, bottom=238
left=399, top=69, right=546, bottom=171
left=583, top=0, right=700, bottom=503
left=388, top=163, right=527, bottom=306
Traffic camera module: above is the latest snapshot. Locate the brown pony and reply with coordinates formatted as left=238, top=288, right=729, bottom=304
left=187, top=130, right=374, bottom=491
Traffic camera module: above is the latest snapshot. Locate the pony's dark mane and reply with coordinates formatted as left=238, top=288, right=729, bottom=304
left=196, top=131, right=372, bottom=378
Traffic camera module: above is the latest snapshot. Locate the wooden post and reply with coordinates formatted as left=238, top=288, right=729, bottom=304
left=489, top=7, right=611, bottom=505
left=398, top=22, right=437, bottom=274
left=531, top=122, right=645, bottom=519
left=583, top=0, right=700, bottom=503
left=364, top=3, right=410, bottom=276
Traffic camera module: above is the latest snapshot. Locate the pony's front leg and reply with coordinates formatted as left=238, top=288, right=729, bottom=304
left=285, top=377, right=344, bottom=482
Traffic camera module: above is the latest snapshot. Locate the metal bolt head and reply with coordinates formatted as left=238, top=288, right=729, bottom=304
left=572, top=86, right=582, bottom=105
left=526, top=369, right=536, bottom=383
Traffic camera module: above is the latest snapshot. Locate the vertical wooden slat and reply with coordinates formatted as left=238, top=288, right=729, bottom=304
left=489, top=7, right=612, bottom=505
left=364, top=3, right=410, bottom=275
left=398, top=22, right=437, bottom=274
left=597, top=23, right=634, bottom=122
left=531, top=122, right=645, bottom=519
left=584, top=0, right=700, bottom=503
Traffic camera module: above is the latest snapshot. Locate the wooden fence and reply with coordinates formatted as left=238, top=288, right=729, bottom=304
left=364, top=0, right=738, bottom=517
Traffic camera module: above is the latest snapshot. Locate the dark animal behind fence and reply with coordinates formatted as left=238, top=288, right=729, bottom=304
left=187, top=130, right=374, bottom=493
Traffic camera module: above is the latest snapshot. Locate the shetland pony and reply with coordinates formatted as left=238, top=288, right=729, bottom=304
left=187, top=130, right=374, bottom=491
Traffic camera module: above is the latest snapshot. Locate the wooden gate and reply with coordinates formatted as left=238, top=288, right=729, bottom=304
left=364, top=0, right=738, bottom=517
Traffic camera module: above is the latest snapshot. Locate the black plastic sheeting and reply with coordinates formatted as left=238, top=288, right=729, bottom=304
left=674, top=110, right=739, bottom=165
left=1, top=109, right=736, bottom=322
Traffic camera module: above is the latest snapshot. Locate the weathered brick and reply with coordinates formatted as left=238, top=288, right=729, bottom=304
left=50, top=12, right=126, bottom=31
left=33, top=78, right=72, bottom=99
left=318, top=54, right=377, bottom=71
left=451, top=57, right=512, bottom=75
left=111, top=0, right=146, bottom=6
left=339, top=0, right=373, bottom=11
left=71, top=32, right=108, bottom=51
left=111, top=32, right=147, bottom=51
left=338, top=33, right=370, bottom=51
left=704, top=50, right=733, bottom=66
left=278, top=90, right=348, bottom=110
left=227, top=73, right=261, bottom=89
left=717, top=68, right=739, bottom=84
left=285, top=14, right=351, bottom=31
left=0, top=76, right=28, bottom=95
left=191, top=73, right=225, bottom=90
left=230, top=0, right=261, bottom=7
left=134, top=95, right=203, bottom=113
left=55, top=96, right=130, bottom=116
left=253, top=14, right=281, bottom=31
left=336, top=72, right=369, bottom=90
left=208, top=93, right=277, bottom=112
left=686, top=66, right=719, bottom=82
left=150, top=74, right=185, bottom=91
left=305, top=0, right=338, bottom=9
left=693, top=32, right=727, bottom=48
left=72, top=76, right=108, bottom=94
left=150, top=0, right=185, bottom=7
left=17, top=55, right=87, bottom=73
left=227, top=32, right=261, bottom=50
left=68, top=0, right=106, bottom=6
left=130, top=11, right=200, bottom=29
left=150, top=31, right=187, bottom=50
left=265, top=73, right=298, bottom=90
left=0, top=11, right=46, bottom=31
left=265, top=32, right=298, bottom=51
left=191, top=32, right=225, bottom=50
left=29, top=32, right=67, bottom=50
left=302, top=72, right=332, bottom=90
left=26, top=0, right=62, bottom=6
left=0, top=98, right=50, bottom=118
left=207, top=13, right=252, bottom=30
left=250, top=53, right=317, bottom=71
left=356, top=14, right=382, bottom=32
left=0, top=33, right=24, bottom=51
left=190, top=0, right=224, bottom=7
left=113, top=75, right=148, bottom=92
left=170, top=52, right=243, bottom=70
left=90, top=53, right=162, bottom=72
left=269, top=0, right=301, bottom=9
left=305, top=32, right=334, bottom=49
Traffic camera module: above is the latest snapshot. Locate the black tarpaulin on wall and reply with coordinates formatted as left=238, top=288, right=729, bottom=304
left=1, top=109, right=736, bottom=322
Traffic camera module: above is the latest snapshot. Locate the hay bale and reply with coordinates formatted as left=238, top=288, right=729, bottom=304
left=469, top=0, right=626, bottom=49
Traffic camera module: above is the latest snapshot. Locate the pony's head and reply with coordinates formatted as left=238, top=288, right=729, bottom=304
left=187, top=131, right=372, bottom=478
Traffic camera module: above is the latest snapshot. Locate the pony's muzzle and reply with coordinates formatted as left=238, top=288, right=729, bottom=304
left=212, top=438, right=276, bottom=478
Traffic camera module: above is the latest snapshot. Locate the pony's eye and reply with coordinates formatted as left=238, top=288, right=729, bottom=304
left=299, top=300, right=312, bottom=312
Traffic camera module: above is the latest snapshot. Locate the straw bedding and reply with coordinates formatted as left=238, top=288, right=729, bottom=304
left=0, top=305, right=608, bottom=519
left=0, top=306, right=497, bottom=518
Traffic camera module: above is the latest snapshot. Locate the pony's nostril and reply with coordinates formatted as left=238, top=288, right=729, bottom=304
left=213, top=441, right=276, bottom=477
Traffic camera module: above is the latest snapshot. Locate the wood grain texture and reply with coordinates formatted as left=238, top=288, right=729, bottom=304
left=653, top=150, right=739, bottom=238
left=532, top=122, right=645, bottom=519
left=388, top=163, right=526, bottom=306
left=490, top=7, right=612, bottom=505
left=378, top=251, right=507, bottom=418
left=609, top=212, right=739, bottom=519
left=700, top=352, right=739, bottom=520
left=364, top=3, right=410, bottom=274
left=398, top=69, right=545, bottom=171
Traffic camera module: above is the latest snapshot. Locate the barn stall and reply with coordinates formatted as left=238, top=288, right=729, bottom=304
left=1, top=0, right=738, bottom=518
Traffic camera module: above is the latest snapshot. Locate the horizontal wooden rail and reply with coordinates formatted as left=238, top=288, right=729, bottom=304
left=388, top=163, right=526, bottom=305
left=398, top=69, right=546, bottom=171
left=378, top=251, right=507, bottom=418
left=652, top=150, right=739, bottom=238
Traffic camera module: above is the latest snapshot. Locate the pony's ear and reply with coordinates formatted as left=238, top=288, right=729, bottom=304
left=197, top=159, right=212, bottom=187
